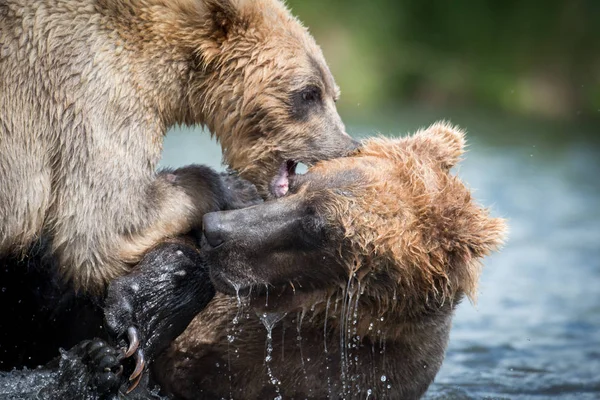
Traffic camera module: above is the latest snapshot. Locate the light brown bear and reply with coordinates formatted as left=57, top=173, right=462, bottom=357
left=0, top=0, right=355, bottom=295
left=155, top=122, right=507, bottom=399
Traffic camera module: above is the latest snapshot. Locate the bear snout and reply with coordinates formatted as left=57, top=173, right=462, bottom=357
left=202, top=213, right=227, bottom=248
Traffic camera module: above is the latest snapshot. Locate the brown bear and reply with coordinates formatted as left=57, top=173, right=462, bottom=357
left=154, top=122, right=507, bottom=400
left=0, top=0, right=355, bottom=297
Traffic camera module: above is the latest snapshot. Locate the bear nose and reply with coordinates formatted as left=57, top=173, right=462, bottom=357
left=203, top=212, right=227, bottom=248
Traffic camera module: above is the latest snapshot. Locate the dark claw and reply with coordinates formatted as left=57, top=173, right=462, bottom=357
left=129, top=348, right=145, bottom=382
left=126, top=349, right=145, bottom=395
left=125, top=326, right=140, bottom=358
left=104, top=240, right=217, bottom=395
left=126, top=371, right=143, bottom=394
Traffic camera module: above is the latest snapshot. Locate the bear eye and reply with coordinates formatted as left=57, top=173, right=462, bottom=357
left=290, top=86, right=324, bottom=121
left=301, top=86, right=321, bottom=103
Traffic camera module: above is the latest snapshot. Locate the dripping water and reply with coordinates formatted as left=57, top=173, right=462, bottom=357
left=225, top=278, right=247, bottom=400
left=349, top=281, right=362, bottom=392
left=324, top=295, right=333, bottom=398
left=258, top=311, right=287, bottom=400
left=324, top=296, right=331, bottom=354
left=296, top=309, right=308, bottom=383
left=264, top=284, right=269, bottom=308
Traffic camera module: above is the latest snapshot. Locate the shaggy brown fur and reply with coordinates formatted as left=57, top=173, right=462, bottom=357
left=0, top=0, right=355, bottom=294
left=155, top=122, right=506, bottom=399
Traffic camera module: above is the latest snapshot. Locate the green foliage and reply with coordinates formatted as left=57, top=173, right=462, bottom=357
left=287, top=0, right=600, bottom=120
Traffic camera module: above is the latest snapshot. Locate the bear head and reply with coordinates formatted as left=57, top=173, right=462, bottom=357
left=128, top=0, right=357, bottom=193
left=202, top=122, right=506, bottom=318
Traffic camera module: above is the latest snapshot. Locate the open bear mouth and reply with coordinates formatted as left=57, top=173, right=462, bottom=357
left=270, top=160, right=297, bottom=198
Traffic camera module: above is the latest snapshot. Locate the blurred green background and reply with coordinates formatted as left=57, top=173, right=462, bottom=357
left=286, top=0, right=600, bottom=125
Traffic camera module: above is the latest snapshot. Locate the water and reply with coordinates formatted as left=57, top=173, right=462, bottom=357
left=258, top=312, right=288, bottom=400
left=162, top=110, right=600, bottom=399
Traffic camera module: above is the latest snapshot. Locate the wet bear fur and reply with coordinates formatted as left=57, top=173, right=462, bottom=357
left=0, top=0, right=355, bottom=296
left=1, top=0, right=354, bottom=374
left=155, top=122, right=507, bottom=400
left=0, top=169, right=260, bottom=372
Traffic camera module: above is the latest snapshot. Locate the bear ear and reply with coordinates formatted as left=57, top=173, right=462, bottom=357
left=455, top=214, right=507, bottom=303
left=416, top=121, right=466, bottom=170
left=203, top=0, right=249, bottom=40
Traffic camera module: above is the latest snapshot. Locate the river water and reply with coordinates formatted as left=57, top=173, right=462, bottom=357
left=162, top=109, right=600, bottom=399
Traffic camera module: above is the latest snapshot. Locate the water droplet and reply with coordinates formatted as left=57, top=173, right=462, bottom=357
left=380, top=375, right=387, bottom=382
left=258, top=311, right=287, bottom=398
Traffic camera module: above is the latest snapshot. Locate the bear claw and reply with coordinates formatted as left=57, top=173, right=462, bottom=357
left=128, top=348, right=145, bottom=387
left=104, top=241, right=216, bottom=393
left=124, top=326, right=140, bottom=358
left=120, top=326, right=145, bottom=392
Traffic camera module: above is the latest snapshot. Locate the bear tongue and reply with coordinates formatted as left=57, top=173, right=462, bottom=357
left=270, top=161, right=298, bottom=198
left=270, top=162, right=290, bottom=198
